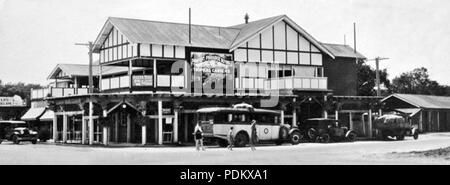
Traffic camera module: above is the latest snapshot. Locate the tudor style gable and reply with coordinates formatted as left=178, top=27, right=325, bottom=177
left=232, top=17, right=328, bottom=66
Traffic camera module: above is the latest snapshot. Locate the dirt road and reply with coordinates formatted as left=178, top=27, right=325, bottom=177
left=1, top=133, right=449, bottom=165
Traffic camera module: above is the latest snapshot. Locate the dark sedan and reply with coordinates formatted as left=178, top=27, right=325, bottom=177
left=1, top=127, right=38, bottom=144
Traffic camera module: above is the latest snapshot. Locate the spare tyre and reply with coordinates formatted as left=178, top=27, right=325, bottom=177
left=279, top=126, right=289, bottom=140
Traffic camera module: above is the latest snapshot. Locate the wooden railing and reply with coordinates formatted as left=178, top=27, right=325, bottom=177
left=31, top=87, right=90, bottom=99
left=235, top=76, right=328, bottom=91
left=266, top=76, right=328, bottom=90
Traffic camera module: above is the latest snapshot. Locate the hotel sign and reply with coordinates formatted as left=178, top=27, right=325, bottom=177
left=0, top=95, right=25, bottom=107
left=132, top=75, right=153, bottom=86
left=191, top=52, right=233, bottom=89
left=191, top=52, right=233, bottom=74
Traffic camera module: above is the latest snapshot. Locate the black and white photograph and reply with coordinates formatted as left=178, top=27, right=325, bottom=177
left=1, top=0, right=450, bottom=174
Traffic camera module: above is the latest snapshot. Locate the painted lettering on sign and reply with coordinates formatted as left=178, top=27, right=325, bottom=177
left=132, top=75, right=153, bottom=86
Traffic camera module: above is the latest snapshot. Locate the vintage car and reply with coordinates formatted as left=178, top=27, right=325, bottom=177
left=299, top=118, right=357, bottom=143
left=374, top=114, right=419, bottom=140
left=198, top=103, right=304, bottom=147
left=0, top=121, right=38, bottom=144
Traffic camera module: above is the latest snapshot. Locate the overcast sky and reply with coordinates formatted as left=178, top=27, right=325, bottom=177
left=1, top=0, right=449, bottom=85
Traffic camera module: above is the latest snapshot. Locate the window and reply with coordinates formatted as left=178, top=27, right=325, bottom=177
left=284, top=69, right=292, bottom=77
left=213, top=113, right=229, bottom=124
left=317, top=67, right=323, bottom=77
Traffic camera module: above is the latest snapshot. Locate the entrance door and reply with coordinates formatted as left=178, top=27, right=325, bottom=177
left=118, top=112, right=128, bottom=143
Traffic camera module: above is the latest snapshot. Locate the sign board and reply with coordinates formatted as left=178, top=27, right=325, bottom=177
left=132, top=75, right=153, bottom=86
left=191, top=52, right=234, bottom=90
left=191, top=52, right=233, bottom=74
left=0, top=95, right=25, bottom=107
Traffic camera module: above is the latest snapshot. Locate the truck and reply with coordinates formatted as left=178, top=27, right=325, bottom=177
left=373, top=114, right=419, bottom=141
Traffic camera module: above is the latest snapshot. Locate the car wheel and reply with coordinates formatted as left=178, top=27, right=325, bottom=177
left=234, top=132, right=249, bottom=147
left=0, top=139, right=3, bottom=144
left=317, top=133, right=330, bottom=143
left=397, top=134, right=405, bottom=141
left=413, top=132, right=419, bottom=140
left=32, top=140, right=37, bottom=144
left=12, top=135, right=19, bottom=144
left=346, top=132, right=357, bottom=142
left=307, top=128, right=317, bottom=141
left=290, top=131, right=303, bottom=145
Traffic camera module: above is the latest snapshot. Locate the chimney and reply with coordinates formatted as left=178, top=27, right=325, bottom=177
left=244, top=13, right=249, bottom=24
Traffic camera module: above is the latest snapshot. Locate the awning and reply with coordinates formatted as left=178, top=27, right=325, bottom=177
left=39, top=109, right=55, bottom=121
left=395, top=108, right=422, bottom=117
left=21, top=107, right=46, bottom=121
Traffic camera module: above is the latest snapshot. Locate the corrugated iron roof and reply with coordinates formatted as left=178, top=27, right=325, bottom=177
left=47, top=64, right=131, bottom=79
left=395, top=108, right=421, bottom=117
left=321, top=43, right=366, bottom=59
left=93, top=15, right=335, bottom=58
left=109, top=17, right=240, bottom=49
left=382, top=93, right=450, bottom=109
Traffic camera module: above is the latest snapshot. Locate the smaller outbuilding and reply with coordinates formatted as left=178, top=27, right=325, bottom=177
left=381, top=93, right=450, bottom=133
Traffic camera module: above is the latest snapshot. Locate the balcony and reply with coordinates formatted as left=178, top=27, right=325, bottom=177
left=236, top=76, right=328, bottom=92
left=266, top=76, right=328, bottom=90
left=101, top=74, right=185, bottom=92
left=31, top=87, right=89, bottom=100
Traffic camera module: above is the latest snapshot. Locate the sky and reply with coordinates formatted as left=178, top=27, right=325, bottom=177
left=0, top=0, right=449, bottom=86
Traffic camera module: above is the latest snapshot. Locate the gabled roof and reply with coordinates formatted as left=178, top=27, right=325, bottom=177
left=47, top=64, right=131, bottom=80
left=227, top=15, right=285, bottom=49
left=93, top=15, right=335, bottom=58
left=228, top=15, right=335, bottom=58
left=382, top=93, right=450, bottom=109
left=94, top=17, right=241, bottom=52
left=321, top=43, right=366, bottom=59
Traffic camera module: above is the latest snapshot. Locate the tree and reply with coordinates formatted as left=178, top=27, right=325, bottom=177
left=391, top=67, right=448, bottom=95
left=357, top=61, right=391, bottom=96
left=0, top=79, right=44, bottom=105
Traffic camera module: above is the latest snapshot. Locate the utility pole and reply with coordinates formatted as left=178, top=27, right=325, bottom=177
left=75, top=41, right=94, bottom=145
left=367, top=57, right=389, bottom=96
left=75, top=42, right=94, bottom=93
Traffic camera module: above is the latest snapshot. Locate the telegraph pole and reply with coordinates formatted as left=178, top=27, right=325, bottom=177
left=75, top=41, right=94, bottom=145
left=75, top=42, right=94, bottom=93
left=367, top=57, right=389, bottom=96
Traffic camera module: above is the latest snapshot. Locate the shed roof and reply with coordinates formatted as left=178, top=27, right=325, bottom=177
left=321, top=43, right=366, bottom=59
left=382, top=93, right=450, bottom=109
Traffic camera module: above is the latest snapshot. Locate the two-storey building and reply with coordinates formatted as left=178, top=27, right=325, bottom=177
left=46, top=15, right=366, bottom=145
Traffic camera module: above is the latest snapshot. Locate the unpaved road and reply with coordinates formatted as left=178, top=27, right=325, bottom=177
left=1, top=133, right=450, bottom=165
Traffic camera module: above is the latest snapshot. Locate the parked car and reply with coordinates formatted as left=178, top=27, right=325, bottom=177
left=299, top=118, right=357, bottom=143
left=374, top=114, right=419, bottom=140
left=2, top=127, right=38, bottom=144
left=0, top=121, right=38, bottom=144
left=197, top=104, right=304, bottom=147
